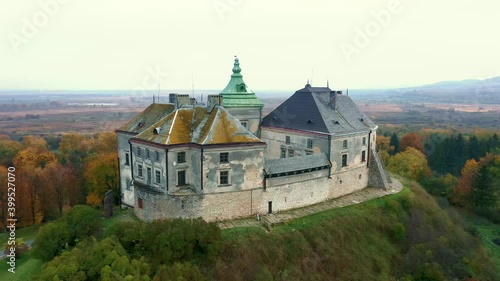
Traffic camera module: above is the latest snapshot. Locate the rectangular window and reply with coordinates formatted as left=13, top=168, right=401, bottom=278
left=155, top=151, right=160, bottom=162
left=362, top=137, right=366, bottom=146
left=138, top=198, right=143, bottom=209
left=146, top=149, right=150, bottom=159
left=288, top=148, right=294, bottom=158
left=138, top=164, right=143, bottom=177
left=342, top=154, right=348, bottom=167
left=125, top=152, right=130, bottom=166
left=177, top=170, right=186, bottom=186
left=126, top=180, right=131, bottom=190
left=220, top=152, right=229, bottom=163
left=177, top=152, right=186, bottom=163
left=240, top=121, right=248, bottom=128
left=147, top=167, right=152, bottom=183
left=219, top=171, right=229, bottom=185
left=307, top=139, right=313, bottom=149
left=342, top=140, right=348, bottom=148
left=137, top=147, right=141, bottom=157
left=280, top=147, right=286, bottom=158
left=155, top=170, right=161, bottom=184
left=362, top=150, right=366, bottom=162
left=306, top=150, right=313, bottom=156
left=285, top=136, right=290, bottom=144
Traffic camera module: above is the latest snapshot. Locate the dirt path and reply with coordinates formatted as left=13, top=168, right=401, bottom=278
left=217, top=178, right=404, bottom=229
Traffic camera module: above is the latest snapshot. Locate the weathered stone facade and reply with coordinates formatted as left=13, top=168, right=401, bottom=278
left=117, top=57, right=390, bottom=222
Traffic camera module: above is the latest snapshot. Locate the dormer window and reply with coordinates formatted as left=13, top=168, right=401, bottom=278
left=154, top=127, right=161, bottom=134
left=138, top=122, right=144, bottom=128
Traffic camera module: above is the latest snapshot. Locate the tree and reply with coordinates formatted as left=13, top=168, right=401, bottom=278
left=470, top=154, right=499, bottom=209
left=93, top=132, right=117, bottom=154
left=64, top=205, right=102, bottom=244
left=31, top=221, right=70, bottom=261
left=376, top=135, right=395, bottom=154
left=452, top=159, right=479, bottom=206
left=399, top=132, right=424, bottom=154
left=390, top=133, right=399, bottom=154
left=84, top=152, right=119, bottom=205
left=387, top=147, right=431, bottom=182
left=0, top=139, right=22, bottom=166
left=153, top=263, right=206, bottom=281
left=0, top=166, right=9, bottom=232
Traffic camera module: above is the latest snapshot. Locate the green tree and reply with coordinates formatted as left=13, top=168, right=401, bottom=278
left=153, top=262, right=206, bottom=281
left=388, top=147, right=431, bottom=182
left=390, top=133, right=399, bottom=154
left=64, top=205, right=102, bottom=244
left=32, top=221, right=70, bottom=261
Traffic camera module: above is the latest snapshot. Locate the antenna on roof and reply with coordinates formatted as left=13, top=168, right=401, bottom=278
left=153, top=92, right=155, bottom=104
left=327, top=79, right=329, bottom=88
left=191, top=72, right=195, bottom=106
left=346, top=88, right=349, bottom=96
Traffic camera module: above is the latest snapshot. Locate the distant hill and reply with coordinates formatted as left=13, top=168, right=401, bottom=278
left=350, top=76, right=500, bottom=104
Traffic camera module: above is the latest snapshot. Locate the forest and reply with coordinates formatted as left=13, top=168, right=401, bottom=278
left=0, top=128, right=499, bottom=280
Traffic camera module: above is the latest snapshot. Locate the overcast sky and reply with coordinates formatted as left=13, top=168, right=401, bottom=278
left=1, top=0, right=499, bottom=91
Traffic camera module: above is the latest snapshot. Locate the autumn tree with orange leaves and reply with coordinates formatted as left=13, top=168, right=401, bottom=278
left=399, top=132, right=424, bottom=154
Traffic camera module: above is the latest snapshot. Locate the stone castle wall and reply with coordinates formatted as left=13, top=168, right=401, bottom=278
left=134, top=165, right=376, bottom=222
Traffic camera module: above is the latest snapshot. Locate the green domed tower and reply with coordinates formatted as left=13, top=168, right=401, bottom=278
left=219, top=56, right=264, bottom=137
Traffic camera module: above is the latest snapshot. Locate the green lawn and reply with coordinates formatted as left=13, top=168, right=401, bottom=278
left=0, top=224, right=41, bottom=246
left=461, top=212, right=500, bottom=274
left=0, top=253, right=43, bottom=281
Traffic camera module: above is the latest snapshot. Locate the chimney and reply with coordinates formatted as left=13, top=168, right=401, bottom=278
left=207, top=95, right=223, bottom=113
left=169, top=93, right=191, bottom=109
left=330, top=91, right=337, bottom=110
left=189, top=97, right=196, bottom=106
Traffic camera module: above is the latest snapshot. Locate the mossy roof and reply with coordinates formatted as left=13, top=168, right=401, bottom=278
left=118, top=103, right=176, bottom=134
left=134, top=105, right=262, bottom=145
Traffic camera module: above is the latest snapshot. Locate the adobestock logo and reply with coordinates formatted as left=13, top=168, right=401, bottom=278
left=7, top=0, right=72, bottom=54
left=213, top=0, right=244, bottom=21
left=340, top=0, right=409, bottom=63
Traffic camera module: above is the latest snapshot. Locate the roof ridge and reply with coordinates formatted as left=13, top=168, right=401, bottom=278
left=202, top=106, right=221, bottom=145
left=165, top=110, right=179, bottom=144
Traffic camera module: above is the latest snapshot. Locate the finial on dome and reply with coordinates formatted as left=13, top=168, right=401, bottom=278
left=232, top=55, right=241, bottom=74
left=305, top=79, right=311, bottom=88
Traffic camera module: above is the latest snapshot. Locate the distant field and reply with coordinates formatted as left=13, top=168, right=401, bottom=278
left=1, top=90, right=499, bottom=137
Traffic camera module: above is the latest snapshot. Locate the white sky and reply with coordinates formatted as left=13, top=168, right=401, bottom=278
left=1, top=0, right=499, bottom=91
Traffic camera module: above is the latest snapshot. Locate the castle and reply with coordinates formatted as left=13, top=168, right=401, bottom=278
left=116, top=57, right=390, bottom=222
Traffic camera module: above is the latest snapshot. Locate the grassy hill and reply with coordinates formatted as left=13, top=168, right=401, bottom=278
left=3, top=179, right=499, bottom=280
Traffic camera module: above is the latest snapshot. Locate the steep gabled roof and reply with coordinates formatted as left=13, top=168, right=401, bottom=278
left=261, top=85, right=376, bottom=135
left=118, top=103, right=175, bottom=134
left=134, top=106, right=263, bottom=145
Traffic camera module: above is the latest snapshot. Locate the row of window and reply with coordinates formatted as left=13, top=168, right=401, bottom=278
left=177, top=151, right=229, bottom=164
left=137, top=148, right=161, bottom=162
left=283, top=136, right=366, bottom=150
left=137, top=166, right=230, bottom=187
left=132, top=149, right=231, bottom=165
left=137, top=164, right=162, bottom=184
left=285, top=136, right=314, bottom=149
left=342, top=137, right=367, bottom=149
left=341, top=150, right=366, bottom=167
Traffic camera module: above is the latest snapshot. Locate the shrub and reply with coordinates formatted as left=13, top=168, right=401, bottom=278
left=389, top=222, right=406, bottom=242
left=64, top=205, right=102, bottom=244
left=3, top=237, right=29, bottom=258
left=31, top=222, right=70, bottom=261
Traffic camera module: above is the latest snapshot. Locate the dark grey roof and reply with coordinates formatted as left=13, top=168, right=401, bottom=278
left=261, top=86, right=376, bottom=135
left=265, top=153, right=330, bottom=174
